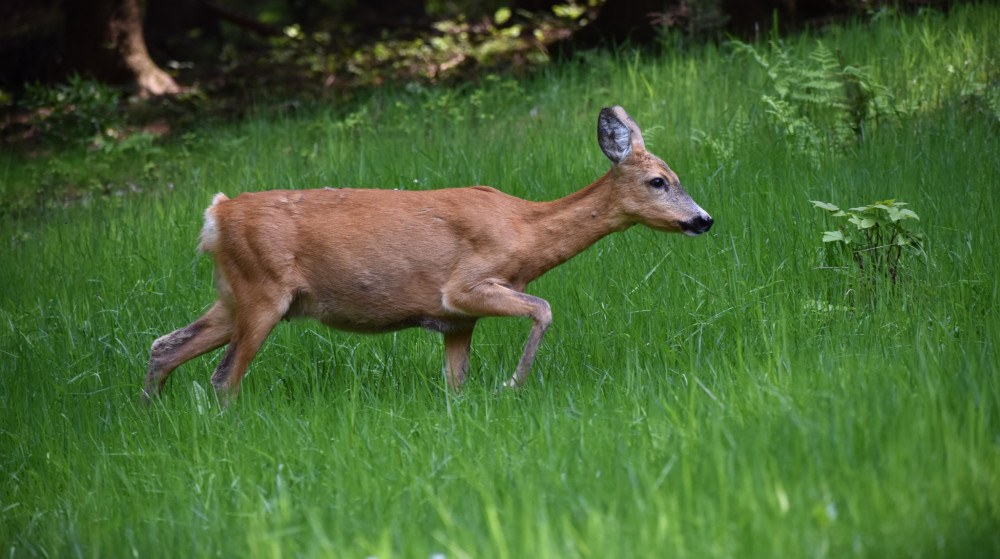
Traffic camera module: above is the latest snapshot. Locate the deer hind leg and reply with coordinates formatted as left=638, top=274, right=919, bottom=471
left=443, top=328, right=475, bottom=392
left=209, top=300, right=286, bottom=405
left=144, top=301, right=235, bottom=403
left=444, top=281, right=552, bottom=390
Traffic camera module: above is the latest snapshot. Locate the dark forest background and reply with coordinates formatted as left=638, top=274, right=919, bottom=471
left=1, top=0, right=955, bottom=146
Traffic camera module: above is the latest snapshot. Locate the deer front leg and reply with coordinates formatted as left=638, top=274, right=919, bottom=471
left=444, top=281, right=552, bottom=389
left=506, top=305, right=551, bottom=389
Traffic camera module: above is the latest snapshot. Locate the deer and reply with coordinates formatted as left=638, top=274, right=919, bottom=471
left=143, top=106, right=713, bottom=405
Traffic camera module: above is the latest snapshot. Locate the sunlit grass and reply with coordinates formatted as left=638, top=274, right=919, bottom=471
left=2, top=4, right=999, bottom=557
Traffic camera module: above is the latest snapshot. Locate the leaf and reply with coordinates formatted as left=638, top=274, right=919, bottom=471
left=822, top=230, right=846, bottom=243
left=494, top=7, right=512, bottom=25
left=803, top=299, right=851, bottom=313
left=192, top=381, right=209, bottom=415
left=810, top=200, right=840, bottom=211
left=849, top=215, right=877, bottom=229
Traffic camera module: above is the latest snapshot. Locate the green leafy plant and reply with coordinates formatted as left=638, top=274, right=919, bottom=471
left=731, top=40, right=908, bottom=160
left=690, top=109, right=749, bottom=163
left=811, top=199, right=924, bottom=287
left=959, top=71, right=1000, bottom=126
left=21, top=74, right=124, bottom=146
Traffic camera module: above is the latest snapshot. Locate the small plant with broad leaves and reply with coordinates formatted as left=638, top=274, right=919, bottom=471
left=811, top=199, right=924, bottom=289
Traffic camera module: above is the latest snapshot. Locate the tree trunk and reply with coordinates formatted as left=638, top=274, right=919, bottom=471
left=64, top=0, right=182, bottom=96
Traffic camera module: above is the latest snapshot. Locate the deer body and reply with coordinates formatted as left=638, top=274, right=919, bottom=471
left=145, top=106, right=713, bottom=403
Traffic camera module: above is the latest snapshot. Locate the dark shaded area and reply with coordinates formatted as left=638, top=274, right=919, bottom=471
left=66, top=0, right=182, bottom=96
left=2, top=0, right=957, bottom=92
left=576, top=0, right=953, bottom=45
left=0, top=0, right=66, bottom=98
left=0, top=0, right=961, bottom=148
left=145, top=0, right=224, bottom=62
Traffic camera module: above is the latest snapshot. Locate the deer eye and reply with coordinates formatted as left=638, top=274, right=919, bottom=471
left=649, top=177, right=667, bottom=189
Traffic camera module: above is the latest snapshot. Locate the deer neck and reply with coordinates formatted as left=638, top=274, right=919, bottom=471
left=518, top=170, right=631, bottom=284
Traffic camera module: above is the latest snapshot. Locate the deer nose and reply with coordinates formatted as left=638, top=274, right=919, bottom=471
left=682, top=214, right=714, bottom=235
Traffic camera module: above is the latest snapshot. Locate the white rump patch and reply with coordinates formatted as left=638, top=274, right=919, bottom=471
left=198, top=193, right=228, bottom=253
left=210, top=192, right=229, bottom=206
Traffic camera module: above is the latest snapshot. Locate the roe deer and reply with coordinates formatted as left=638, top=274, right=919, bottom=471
left=144, top=106, right=713, bottom=404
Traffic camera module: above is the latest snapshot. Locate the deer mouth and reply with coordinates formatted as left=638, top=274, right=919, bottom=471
left=680, top=215, right=714, bottom=236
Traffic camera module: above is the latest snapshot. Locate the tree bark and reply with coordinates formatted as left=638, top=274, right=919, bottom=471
left=64, top=0, right=182, bottom=96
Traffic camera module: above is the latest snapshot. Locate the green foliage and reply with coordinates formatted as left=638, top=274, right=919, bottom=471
left=689, top=109, right=749, bottom=163
left=730, top=39, right=907, bottom=160
left=0, top=128, right=170, bottom=218
left=811, top=199, right=923, bottom=290
left=239, top=4, right=587, bottom=93
left=959, top=71, right=1000, bottom=126
left=20, top=74, right=124, bottom=146
left=1, top=77, right=202, bottom=215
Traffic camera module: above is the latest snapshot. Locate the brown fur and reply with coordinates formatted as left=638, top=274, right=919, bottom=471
left=143, top=106, right=713, bottom=404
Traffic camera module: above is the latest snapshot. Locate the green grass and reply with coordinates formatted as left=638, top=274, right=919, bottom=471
left=2, top=5, right=999, bottom=557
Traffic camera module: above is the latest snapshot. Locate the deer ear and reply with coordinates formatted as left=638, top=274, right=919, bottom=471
left=598, top=106, right=644, bottom=164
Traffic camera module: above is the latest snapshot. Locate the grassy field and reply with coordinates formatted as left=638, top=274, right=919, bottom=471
left=2, top=5, right=999, bottom=558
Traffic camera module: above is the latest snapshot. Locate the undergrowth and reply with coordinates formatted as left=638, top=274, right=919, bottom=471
left=1, top=5, right=999, bottom=557
left=729, top=38, right=909, bottom=161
